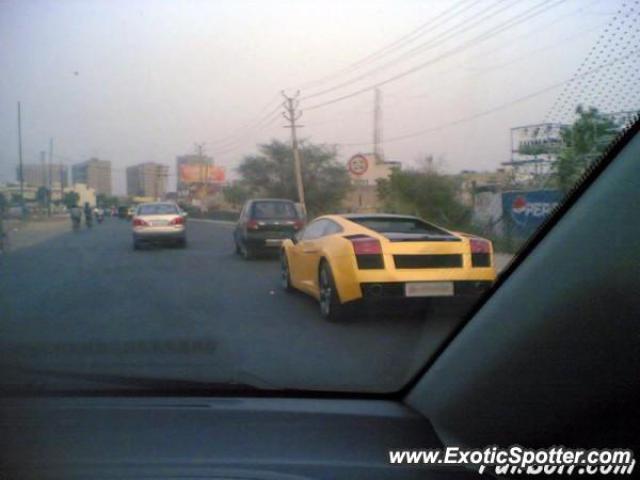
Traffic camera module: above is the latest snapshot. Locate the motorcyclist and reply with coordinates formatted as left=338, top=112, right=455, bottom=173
left=83, top=202, right=93, bottom=227
left=70, top=203, right=82, bottom=230
left=94, top=206, right=105, bottom=223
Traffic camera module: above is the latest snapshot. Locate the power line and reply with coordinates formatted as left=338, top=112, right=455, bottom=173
left=333, top=49, right=637, bottom=147
left=293, top=0, right=478, bottom=91
left=302, top=0, right=515, bottom=100
left=304, top=0, right=567, bottom=111
left=207, top=96, right=282, bottom=149
left=381, top=0, right=608, bottom=98
left=393, top=19, right=609, bottom=103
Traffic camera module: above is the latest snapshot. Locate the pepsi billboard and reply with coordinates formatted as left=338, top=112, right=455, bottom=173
left=502, top=190, right=563, bottom=238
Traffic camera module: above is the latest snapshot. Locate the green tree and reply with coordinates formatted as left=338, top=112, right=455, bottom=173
left=62, top=191, right=80, bottom=209
left=555, top=106, right=618, bottom=192
left=223, top=181, right=252, bottom=209
left=234, top=139, right=350, bottom=216
left=96, top=194, right=119, bottom=208
left=376, top=167, right=470, bottom=229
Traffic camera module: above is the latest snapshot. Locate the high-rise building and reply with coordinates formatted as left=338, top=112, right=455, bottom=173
left=17, top=164, right=69, bottom=188
left=71, top=158, right=112, bottom=195
left=126, top=162, right=169, bottom=199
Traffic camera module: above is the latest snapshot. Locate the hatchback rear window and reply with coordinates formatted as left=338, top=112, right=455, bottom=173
left=138, top=204, right=179, bottom=215
left=251, top=202, right=298, bottom=219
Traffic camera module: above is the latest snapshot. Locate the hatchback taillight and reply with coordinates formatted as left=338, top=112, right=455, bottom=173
left=293, top=219, right=304, bottom=230
left=132, top=217, right=148, bottom=227
left=169, top=216, right=185, bottom=226
left=470, top=237, right=491, bottom=253
left=246, top=219, right=259, bottom=230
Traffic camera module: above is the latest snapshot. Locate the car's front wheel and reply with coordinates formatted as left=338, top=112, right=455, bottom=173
left=318, top=261, right=345, bottom=321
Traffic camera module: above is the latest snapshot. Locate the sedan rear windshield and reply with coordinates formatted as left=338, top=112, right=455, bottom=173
left=350, top=217, right=455, bottom=238
left=252, top=201, right=298, bottom=219
left=138, top=204, right=179, bottom=215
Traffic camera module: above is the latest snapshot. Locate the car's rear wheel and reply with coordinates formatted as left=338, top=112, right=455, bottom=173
left=178, top=237, right=187, bottom=248
left=318, top=261, right=345, bottom=321
left=280, top=251, right=294, bottom=292
left=133, top=239, right=141, bottom=250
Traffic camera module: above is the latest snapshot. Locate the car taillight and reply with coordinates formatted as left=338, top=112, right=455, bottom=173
left=169, top=216, right=185, bottom=225
left=132, top=217, right=148, bottom=227
left=293, top=219, right=304, bottom=230
left=470, top=237, right=491, bottom=253
left=347, top=235, right=384, bottom=269
left=349, top=235, right=382, bottom=255
left=246, top=219, right=259, bottom=230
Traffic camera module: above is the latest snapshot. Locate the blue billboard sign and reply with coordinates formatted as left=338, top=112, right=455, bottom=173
left=502, top=190, right=563, bottom=238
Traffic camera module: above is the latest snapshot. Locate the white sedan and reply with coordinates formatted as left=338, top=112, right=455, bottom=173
left=132, top=202, right=187, bottom=249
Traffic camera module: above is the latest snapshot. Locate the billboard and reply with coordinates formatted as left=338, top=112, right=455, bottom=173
left=178, top=164, right=225, bottom=184
left=502, top=190, right=563, bottom=238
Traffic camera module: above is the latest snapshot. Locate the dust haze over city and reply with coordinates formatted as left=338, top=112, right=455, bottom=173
left=0, top=0, right=616, bottom=194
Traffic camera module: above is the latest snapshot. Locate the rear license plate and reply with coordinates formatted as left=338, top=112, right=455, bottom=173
left=265, top=239, right=284, bottom=246
left=150, top=220, right=168, bottom=226
left=405, top=282, right=454, bottom=297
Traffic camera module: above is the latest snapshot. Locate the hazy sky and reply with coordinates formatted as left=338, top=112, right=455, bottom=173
left=0, top=0, right=624, bottom=194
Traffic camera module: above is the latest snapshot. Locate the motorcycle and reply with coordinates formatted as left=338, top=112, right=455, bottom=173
left=71, top=209, right=82, bottom=231
left=96, top=211, right=104, bottom=224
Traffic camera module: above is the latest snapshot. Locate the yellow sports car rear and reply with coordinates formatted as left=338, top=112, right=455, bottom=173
left=281, top=214, right=496, bottom=320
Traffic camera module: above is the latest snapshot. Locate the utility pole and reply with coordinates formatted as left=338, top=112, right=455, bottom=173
left=195, top=142, right=206, bottom=183
left=40, top=151, right=47, bottom=212
left=282, top=91, right=306, bottom=214
left=373, top=87, right=384, bottom=163
left=17, top=101, right=25, bottom=216
left=59, top=159, right=65, bottom=204
left=48, top=138, right=53, bottom=216
left=40, top=151, right=47, bottom=186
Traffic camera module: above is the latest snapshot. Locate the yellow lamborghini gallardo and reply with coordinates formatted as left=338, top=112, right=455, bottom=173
left=280, top=214, right=497, bottom=320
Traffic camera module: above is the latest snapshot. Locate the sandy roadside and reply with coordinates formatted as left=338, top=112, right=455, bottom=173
left=3, top=215, right=70, bottom=252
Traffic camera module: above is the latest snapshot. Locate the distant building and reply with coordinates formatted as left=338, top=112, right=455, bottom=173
left=17, top=164, right=69, bottom=188
left=72, top=158, right=112, bottom=195
left=126, top=162, right=169, bottom=199
left=342, top=153, right=401, bottom=213
left=71, top=183, right=97, bottom=207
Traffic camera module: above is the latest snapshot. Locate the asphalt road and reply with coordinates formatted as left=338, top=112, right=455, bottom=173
left=1, top=217, right=493, bottom=393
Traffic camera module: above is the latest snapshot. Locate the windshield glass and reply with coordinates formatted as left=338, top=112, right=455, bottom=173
left=252, top=201, right=298, bottom=219
left=138, top=204, right=179, bottom=216
left=0, top=0, right=637, bottom=395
